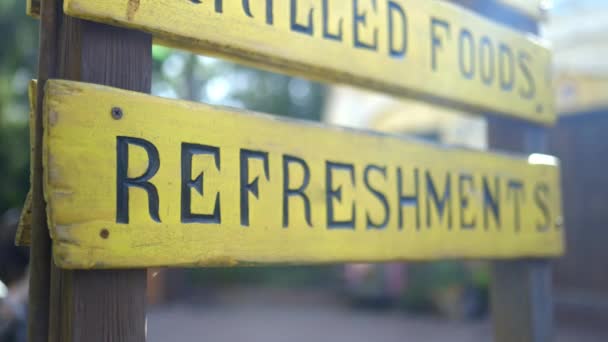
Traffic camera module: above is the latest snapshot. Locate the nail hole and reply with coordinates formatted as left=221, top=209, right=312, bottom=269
left=100, top=228, right=110, bottom=239
left=111, top=107, right=123, bottom=120
left=536, top=104, right=543, bottom=114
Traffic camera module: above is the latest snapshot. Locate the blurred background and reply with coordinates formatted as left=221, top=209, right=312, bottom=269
left=1, top=0, right=608, bottom=341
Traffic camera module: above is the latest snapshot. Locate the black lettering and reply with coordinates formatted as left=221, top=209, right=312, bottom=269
left=283, top=155, right=312, bottom=228
left=266, top=0, right=273, bottom=24
left=480, top=36, right=495, bottom=86
left=240, top=149, right=270, bottom=227
left=242, top=0, right=253, bottom=17
left=241, top=0, right=274, bottom=24
left=430, top=18, right=450, bottom=71
left=181, top=143, right=221, bottom=224
left=397, top=168, right=420, bottom=230
left=326, top=161, right=356, bottom=229
left=116, top=136, right=161, bottom=224
left=534, top=183, right=550, bottom=232
left=425, top=171, right=452, bottom=229
left=291, top=0, right=313, bottom=35
left=507, top=180, right=525, bottom=232
left=215, top=0, right=222, bottom=13
left=499, top=43, right=514, bottom=91
left=518, top=51, right=536, bottom=99
left=458, top=173, right=475, bottom=229
left=323, top=0, right=343, bottom=41
left=364, top=165, right=390, bottom=229
left=458, top=29, right=475, bottom=79
left=353, top=0, right=378, bottom=51
left=387, top=1, right=407, bottom=58
left=483, top=176, right=501, bottom=230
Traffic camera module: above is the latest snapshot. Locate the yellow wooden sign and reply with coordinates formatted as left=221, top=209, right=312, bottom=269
left=43, top=80, right=563, bottom=269
left=26, top=0, right=40, bottom=18
left=63, top=0, right=554, bottom=124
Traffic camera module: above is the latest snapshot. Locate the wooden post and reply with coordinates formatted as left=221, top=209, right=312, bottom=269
left=29, top=1, right=151, bottom=341
left=27, top=0, right=57, bottom=340
left=488, top=119, right=554, bottom=342
left=448, top=2, right=554, bottom=341
left=482, top=7, right=554, bottom=342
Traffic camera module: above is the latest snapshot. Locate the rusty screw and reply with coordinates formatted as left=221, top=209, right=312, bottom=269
left=111, top=107, right=123, bottom=120
left=100, top=228, right=110, bottom=239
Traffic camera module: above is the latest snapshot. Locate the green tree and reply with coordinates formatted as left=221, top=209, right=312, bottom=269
left=0, top=0, right=38, bottom=213
left=0, top=2, right=327, bottom=216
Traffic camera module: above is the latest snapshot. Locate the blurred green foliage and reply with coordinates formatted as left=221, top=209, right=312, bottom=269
left=0, top=3, right=326, bottom=214
left=151, top=46, right=327, bottom=121
left=187, top=266, right=339, bottom=289
left=0, top=0, right=37, bottom=214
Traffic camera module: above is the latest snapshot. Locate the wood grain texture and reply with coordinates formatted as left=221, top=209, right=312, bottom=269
left=15, top=80, right=37, bottom=247
left=27, top=0, right=60, bottom=340
left=16, top=190, right=31, bottom=246
left=42, top=80, right=563, bottom=269
left=473, top=2, right=555, bottom=340
left=43, top=12, right=151, bottom=342
left=492, top=259, right=554, bottom=342
left=62, top=0, right=554, bottom=124
left=488, top=119, right=555, bottom=342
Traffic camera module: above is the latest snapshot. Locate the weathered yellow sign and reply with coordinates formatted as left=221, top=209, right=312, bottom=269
left=63, top=0, right=554, bottom=124
left=44, top=80, right=563, bottom=269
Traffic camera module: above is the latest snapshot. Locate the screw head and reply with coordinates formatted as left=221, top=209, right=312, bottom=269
left=111, top=107, right=123, bottom=120
left=100, top=228, right=110, bottom=239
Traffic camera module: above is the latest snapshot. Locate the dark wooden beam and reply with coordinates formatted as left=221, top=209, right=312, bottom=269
left=28, top=0, right=60, bottom=340
left=467, top=4, right=555, bottom=342
left=29, top=1, right=152, bottom=341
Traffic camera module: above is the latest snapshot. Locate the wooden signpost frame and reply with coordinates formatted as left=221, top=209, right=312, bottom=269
left=26, top=1, right=556, bottom=341
left=29, top=1, right=149, bottom=341
left=469, top=4, right=554, bottom=341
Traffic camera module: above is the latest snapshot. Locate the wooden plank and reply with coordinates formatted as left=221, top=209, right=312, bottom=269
left=15, top=80, right=37, bottom=247
left=27, top=0, right=60, bottom=339
left=43, top=80, right=563, bottom=269
left=62, top=0, right=554, bottom=124
left=556, top=74, right=608, bottom=114
left=472, top=2, right=555, bottom=339
left=492, top=259, right=553, bottom=342
left=16, top=191, right=32, bottom=246
left=488, top=119, right=555, bottom=342
left=26, top=0, right=41, bottom=18
left=44, top=14, right=151, bottom=342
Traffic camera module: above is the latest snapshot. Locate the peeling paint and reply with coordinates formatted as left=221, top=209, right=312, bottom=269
left=126, top=0, right=140, bottom=21
left=48, top=110, right=59, bottom=126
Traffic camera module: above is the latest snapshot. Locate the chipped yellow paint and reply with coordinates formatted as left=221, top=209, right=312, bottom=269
left=15, top=80, right=37, bottom=247
left=16, top=191, right=32, bottom=246
left=63, top=0, right=554, bottom=124
left=44, top=80, right=563, bottom=269
left=26, top=0, right=40, bottom=18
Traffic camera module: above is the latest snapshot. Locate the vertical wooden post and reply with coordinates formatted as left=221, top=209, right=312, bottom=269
left=488, top=119, right=553, bottom=342
left=29, top=1, right=151, bottom=341
left=484, top=5, right=554, bottom=341
left=449, top=2, right=554, bottom=341
left=27, top=0, right=57, bottom=340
